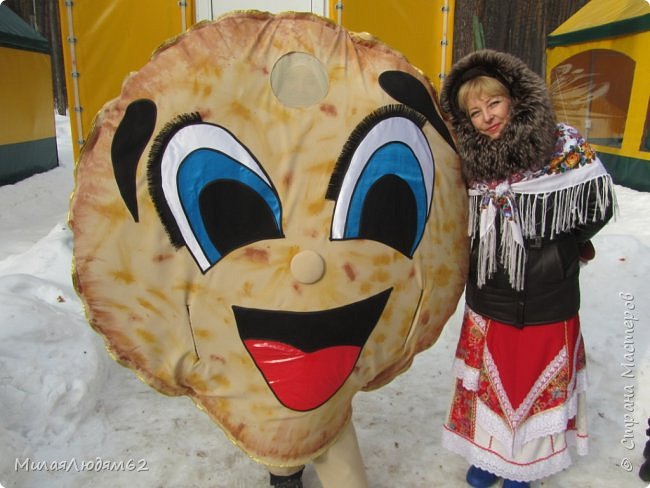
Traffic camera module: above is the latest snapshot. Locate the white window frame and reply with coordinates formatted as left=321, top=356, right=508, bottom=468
left=195, top=0, right=328, bottom=21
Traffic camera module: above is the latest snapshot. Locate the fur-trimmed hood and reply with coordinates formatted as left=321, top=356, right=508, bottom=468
left=440, top=50, right=557, bottom=184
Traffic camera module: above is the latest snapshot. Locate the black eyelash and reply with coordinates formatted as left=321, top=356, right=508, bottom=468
left=147, top=112, right=202, bottom=249
left=326, top=104, right=427, bottom=201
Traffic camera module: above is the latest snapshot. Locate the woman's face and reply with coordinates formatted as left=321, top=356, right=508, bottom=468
left=466, top=92, right=512, bottom=140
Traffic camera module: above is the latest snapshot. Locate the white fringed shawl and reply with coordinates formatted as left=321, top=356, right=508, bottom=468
left=468, top=124, right=616, bottom=291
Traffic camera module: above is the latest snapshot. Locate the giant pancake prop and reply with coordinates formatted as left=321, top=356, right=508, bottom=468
left=69, top=11, right=468, bottom=467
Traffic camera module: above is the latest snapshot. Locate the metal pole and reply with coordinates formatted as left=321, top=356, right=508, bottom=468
left=64, top=0, right=85, bottom=149
left=179, top=1, right=187, bottom=31
left=440, top=0, right=450, bottom=84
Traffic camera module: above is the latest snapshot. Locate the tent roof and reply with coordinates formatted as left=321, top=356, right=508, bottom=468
left=547, top=0, right=650, bottom=47
left=0, top=4, right=49, bottom=53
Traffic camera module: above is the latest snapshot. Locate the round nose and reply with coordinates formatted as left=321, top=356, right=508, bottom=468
left=290, top=249, right=326, bottom=284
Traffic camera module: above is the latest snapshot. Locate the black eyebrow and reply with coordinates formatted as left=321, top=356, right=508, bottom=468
left=378, top=70, right=456, bottom=151
left=325, top=104, right=426, bottom=201
left=111, top=99, right=157, bottom=221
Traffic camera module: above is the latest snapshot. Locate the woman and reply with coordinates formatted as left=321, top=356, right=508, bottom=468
left=439, top=50, right=615, bottom=487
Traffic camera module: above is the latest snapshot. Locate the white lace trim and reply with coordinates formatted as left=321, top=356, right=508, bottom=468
left=484, top=344, right=568, bottom=428
left=452, top=358, right=481, bottom=391
left=514, top=387, right=585, bottom=449
left=467, top=307, right=489, bottom=333
left=472, top=372, right=588, bottom=451
left=474, top=339, right=589, bottom=453
left=475, top=400, right=514, bottom=455
left=442, top=426, right=585, bottom=482
left=452, top=316, right=588, bottom=417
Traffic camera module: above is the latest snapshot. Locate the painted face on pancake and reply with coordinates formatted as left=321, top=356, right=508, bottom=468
left=70, top=11, right=467, bottom=466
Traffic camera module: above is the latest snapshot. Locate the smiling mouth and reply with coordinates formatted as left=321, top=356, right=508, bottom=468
left=483, top=123, right=503, bottom=139
left=232, top=288, right=391, bottom=411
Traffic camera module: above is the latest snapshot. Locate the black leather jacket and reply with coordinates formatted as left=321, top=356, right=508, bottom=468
left=440, top=50, right=616, bottom=327
left=465, top=184, right=615, bottom=328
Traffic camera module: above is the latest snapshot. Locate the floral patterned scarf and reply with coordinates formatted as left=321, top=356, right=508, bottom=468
left=468, top=124, right=616, bottom=290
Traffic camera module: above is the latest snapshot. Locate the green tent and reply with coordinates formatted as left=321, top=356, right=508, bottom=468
left=0, top=4, right=58, bottom=185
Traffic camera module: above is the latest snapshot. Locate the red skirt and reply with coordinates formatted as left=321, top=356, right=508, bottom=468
left=442, top=307, right=588, bottom=482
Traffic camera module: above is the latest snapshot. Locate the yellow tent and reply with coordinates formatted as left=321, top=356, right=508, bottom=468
left=57, top=0, right=196, bottom=160
left=58, top=1, right=455, bottom=160
left=329, top=0, right=454, bottom=94
left=546, top=0, right=650, bottom=192
left=0, top=4, right=58, bottom=185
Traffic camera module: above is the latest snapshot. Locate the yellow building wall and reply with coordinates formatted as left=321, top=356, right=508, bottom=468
left=0, top=47, right=56, bottom=145
left=547, top=31, right=650, bottom=163
left=327, top=0, right=454, bottom=93
left=58, top=0, right=196, bottom=159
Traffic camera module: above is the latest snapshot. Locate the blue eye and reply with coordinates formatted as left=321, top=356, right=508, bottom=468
left=156, top=123, right=282, bottom=271
left=330, top=108, right=434, bottom=257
